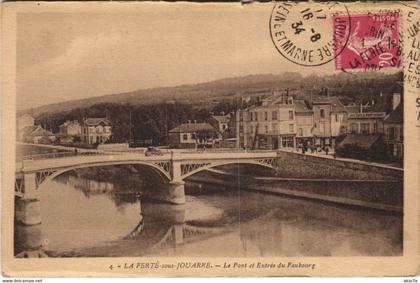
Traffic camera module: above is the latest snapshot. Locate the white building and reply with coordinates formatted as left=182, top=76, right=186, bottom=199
left=81, top=118, right=112, bottom=144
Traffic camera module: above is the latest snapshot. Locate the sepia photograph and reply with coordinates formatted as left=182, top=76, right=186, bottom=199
left=2, top=1, right=418, bottom=277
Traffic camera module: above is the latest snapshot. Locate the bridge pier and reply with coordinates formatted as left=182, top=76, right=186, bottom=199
left=15, top=173, right=46, bottom=257
left=23, top=173, right=38, bottom=200
left=16, top=173, right=41, bottom=226
left=167, top=152, right=185, bottom=205
left=167, top=181, right=186, bottom=205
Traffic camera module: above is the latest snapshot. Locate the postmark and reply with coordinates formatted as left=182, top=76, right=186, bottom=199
left=334, top=11, right=402, bottom=72
left=403, top=4, right=420, bottom=89
left=269, top=2, right=351, bottom=67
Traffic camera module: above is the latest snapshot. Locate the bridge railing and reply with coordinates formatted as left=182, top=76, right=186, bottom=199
left=179, top=148, right=246, bottom=154
left=178, top=148, right=281, bottom=154
left=21, top=150, right=107, bottom=161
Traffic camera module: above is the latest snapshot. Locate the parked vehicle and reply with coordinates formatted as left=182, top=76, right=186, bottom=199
left=145, top=147, right=163, bottom=156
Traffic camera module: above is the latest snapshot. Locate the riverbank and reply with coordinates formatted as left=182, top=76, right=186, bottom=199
left=187, top=168, right=403, bottom=213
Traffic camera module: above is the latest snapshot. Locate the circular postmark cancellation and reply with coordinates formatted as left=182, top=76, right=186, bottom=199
left=269, top=2, right=351, bottom=67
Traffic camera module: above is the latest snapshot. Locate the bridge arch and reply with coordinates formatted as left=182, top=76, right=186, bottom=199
left=181, top=159, right=278, bottom=180
left=34, top=160, right=172, bottom=190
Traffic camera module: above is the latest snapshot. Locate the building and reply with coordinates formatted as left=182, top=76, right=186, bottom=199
left=208, top=114, right=231, bottom=135
left=81, top=118, right=112, bottom=144
left=346, top=110, right=386, bottom=135
left=384, top=102, right=403, bottom=160
left=59, top=120, right=81, bottom=137
left=312, top=96, right=348, bottom=149
left=294, top=100, right=314, bottom=148
left=20, top=125, right=56, bottom=144
left=169, top=122, right=219, bottom=148
left=236, top=89, right=296, bottom=149
left=17, top=114, right=35, bottom=132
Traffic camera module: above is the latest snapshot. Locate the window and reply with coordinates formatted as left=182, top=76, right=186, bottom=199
left=289, top=124, right=294, bottom=132
left=373, top=123, right=377, bottom=133
left=272, top=111, right=278, bottom=120
left=319, top=123, right=325, bottom=134
left=289, top=110, right=294, bottom=120
left=335, top=114, right=338, bottom=122
left=298, top=128, right=303, bottom=136
left=255, top=112, right=258, bottom=121
left=361, top=123, right=370, bottom=134
left=250, top=112, right=253, bottom=121
left=388, top=127, right=396, bottom=140
left=265, top=125, right=268, bottom=134
left=272, top=123, right=277, bottom=134
left=282, top=137, right=294, bottom=148
left=351, top=123, right=358, bottom=134
left=222, top=124, right=226, bottom=130
left=264, top=112, right=268, bottom=121
left=320, top=109, right=325, bottom=120
left=182, top=134, right=188, bottom=141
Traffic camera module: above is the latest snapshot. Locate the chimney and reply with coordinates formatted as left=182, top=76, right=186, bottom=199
left=392, top=93, right=401, bottom=110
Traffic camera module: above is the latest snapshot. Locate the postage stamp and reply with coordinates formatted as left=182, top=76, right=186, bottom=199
left=269, top=2, right=351, bottom=67
left=334, top=11, right=402, bottom=71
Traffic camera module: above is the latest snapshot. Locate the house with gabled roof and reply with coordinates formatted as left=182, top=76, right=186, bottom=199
left=59, top=120, right=81, bottom=137
left=20, top=125, right=56, bottom=144
left=81, top=118, right=112, bottom=144
left=169, top=122, right=219, bottom=148
left=208, top=114, right=231, bottom=135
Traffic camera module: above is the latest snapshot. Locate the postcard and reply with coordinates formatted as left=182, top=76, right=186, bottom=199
left=1, top=1, right=419, bottom=277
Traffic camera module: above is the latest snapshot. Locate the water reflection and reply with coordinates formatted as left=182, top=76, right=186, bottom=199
left=15, top=171, right=402, bottom=257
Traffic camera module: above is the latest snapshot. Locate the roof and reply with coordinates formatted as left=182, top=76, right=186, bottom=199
left=211, top=115, right=230, bottom=123
left=348, top=111, right=386, bottom=119
left=83, top=118, right=111, bottom=126
left=60, top=120, right=80, bottom=127
left=21, top=126, right=39, bottom=136
left=18, top=113, right=34, bottom=120
left=385, top=103, right=403, bottom=124
left=339, top=134, right=381, bottom=149
left=169, top=122, right=217, bottom=133
left=294, top=100, right=313, bottom=113
left=344, top=105, right=361, bottom=114
left=21, top=125, right=55, bottom=137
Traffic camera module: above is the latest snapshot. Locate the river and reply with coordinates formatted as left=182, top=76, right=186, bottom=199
left=15, top=171, right=402, bottom=257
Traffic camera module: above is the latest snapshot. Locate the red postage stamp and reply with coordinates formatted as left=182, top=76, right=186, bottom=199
left=334, top=11, right=401, bottom=71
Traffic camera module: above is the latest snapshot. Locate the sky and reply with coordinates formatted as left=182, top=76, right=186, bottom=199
left=16, top=5, right=331, bottom=111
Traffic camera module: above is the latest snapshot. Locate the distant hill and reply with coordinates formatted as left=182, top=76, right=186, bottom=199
left=21, top=71, right=402, bottom=118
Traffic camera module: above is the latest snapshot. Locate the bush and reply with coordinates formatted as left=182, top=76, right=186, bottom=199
left=336, top=142, right=392, bottom=163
